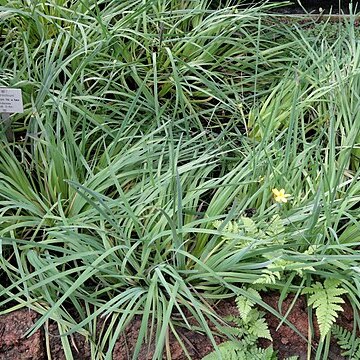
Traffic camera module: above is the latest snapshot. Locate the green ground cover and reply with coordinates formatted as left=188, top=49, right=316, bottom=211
left=0, top=0, right=360, bottom=358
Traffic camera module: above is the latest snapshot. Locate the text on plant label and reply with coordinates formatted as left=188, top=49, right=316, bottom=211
left=0, top=88, right=23, bottom=113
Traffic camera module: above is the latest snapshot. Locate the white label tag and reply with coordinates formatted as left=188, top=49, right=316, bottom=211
left=0, top=88, right=23, bottom=113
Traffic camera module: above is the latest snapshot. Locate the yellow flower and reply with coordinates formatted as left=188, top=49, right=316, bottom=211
left=272, top=188, right=291, bottom=203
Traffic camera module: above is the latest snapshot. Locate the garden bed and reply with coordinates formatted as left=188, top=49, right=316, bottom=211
left=1, top=0, right=360, bottom=359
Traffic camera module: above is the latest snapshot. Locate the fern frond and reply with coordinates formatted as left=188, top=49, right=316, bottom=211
left=203, top=289, right=275, bottom=360
left=265, top=214, right=285, bottom=237
left=304, top=245, right=319, bottom=255
left=213, top=220, right=240, bottom=237
left=254, top=269, right=281, bottom=285
left=212, top=220, right=222, bottom=229
left=250, top=318, right=272, bottom=340
left=213, top=219, right=253, bottom=248
left=332, top=325, right=353, bottom=351
left=201, top=341, right=276, bottom=360
left=217, top=324, right=245, bottom=338
left=247, top=345, right=276, bottom=359
left=332, top=325, right=360, bottom=359
left=236, top=288, right=261, bottom=322
left=201, top=341, right=246, bottom=360
left=241, top=216, right=261, bottom=237
left=302, top=279, right=347, bottom=340
left=354, top=347, right=360, bottom=360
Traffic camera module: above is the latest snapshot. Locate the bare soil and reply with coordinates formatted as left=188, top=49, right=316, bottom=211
left=0, top=293, right=353, bottom=359
left=0, top=309, right=44, bottom=360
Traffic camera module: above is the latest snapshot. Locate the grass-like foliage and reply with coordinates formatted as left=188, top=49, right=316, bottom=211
left=1, top=0, right=360, bottom=358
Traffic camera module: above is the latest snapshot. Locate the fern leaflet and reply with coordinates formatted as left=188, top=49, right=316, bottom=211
left=302, top=279, right=347, bottom=340
left=332, top=325, right=360, bottom=359
left=236, top=288, right=262, bottom=322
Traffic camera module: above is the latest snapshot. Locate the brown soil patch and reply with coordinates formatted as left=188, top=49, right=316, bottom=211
left=47, top=321, right=91, bottom=360
left=0, top=309, right=44, bottom=360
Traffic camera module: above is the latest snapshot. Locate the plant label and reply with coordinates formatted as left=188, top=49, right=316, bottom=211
left=0, top=88, right=23, bottom=113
